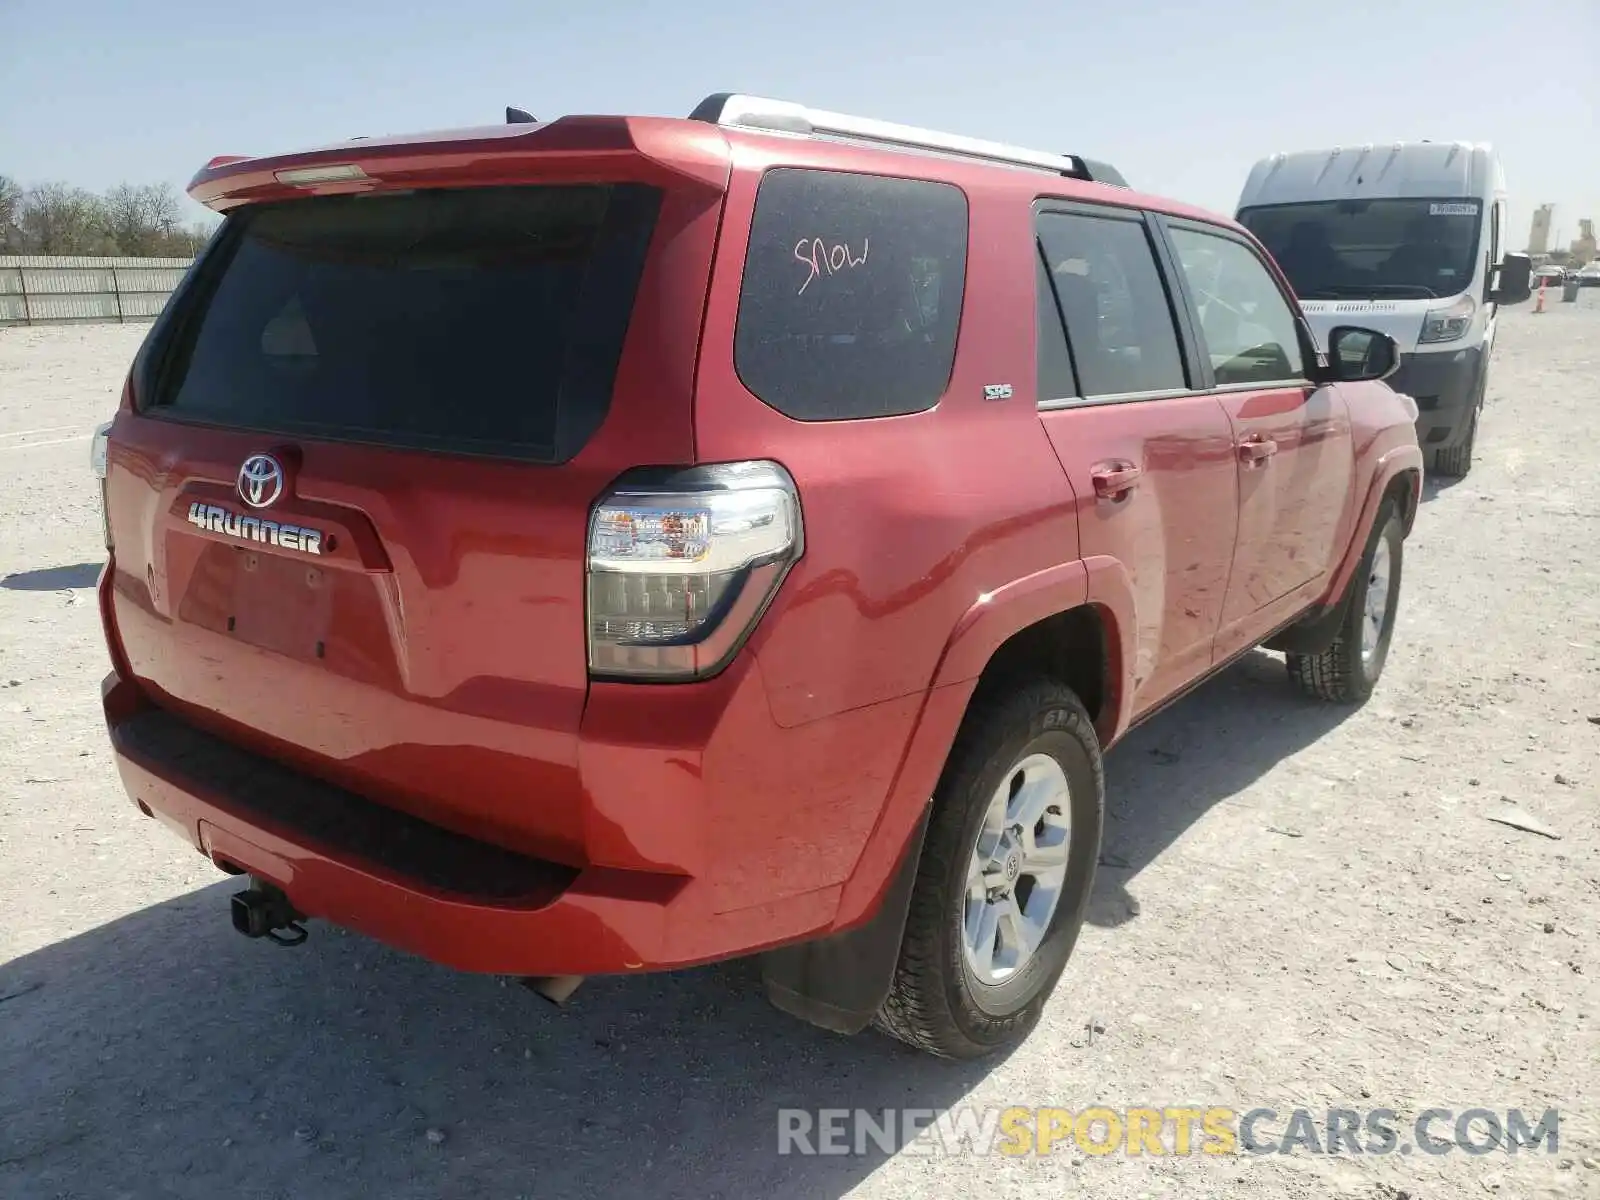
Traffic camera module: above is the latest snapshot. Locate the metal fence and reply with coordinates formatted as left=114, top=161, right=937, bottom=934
left=0, top=255, right=194, bottom=327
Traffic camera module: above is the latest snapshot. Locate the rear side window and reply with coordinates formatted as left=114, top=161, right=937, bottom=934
left=1036, top=210, right=1187, bottom=398
left=146, top=184, right=663, bottom=462
left=733, top=168, right=968, bottom=421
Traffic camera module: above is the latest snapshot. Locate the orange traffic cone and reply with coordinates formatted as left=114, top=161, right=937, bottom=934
left=1534, top=280, right=1547, bottom=313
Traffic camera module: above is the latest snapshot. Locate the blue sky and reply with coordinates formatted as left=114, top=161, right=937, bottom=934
left=3, top=0, right=1596, bottom=251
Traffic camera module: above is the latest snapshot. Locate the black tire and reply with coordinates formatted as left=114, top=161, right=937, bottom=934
left=1287, top=499, right=1404, bottom=704
left=873, top=680, right=1103, bottom=1060
left=1432, top=406, right=1476, bottom=477
left=1432, top=367, right=1486, bottom=478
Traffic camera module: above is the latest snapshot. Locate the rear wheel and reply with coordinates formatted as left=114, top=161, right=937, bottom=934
left=874, top=680, right=1103, bottom=1060
left=1287, top=500, right=1404, bottom=704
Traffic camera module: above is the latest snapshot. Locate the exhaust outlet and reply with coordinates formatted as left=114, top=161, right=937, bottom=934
left=230, top=879, right=308, bottom=947
left=520, top=975, right=585, bottom=1005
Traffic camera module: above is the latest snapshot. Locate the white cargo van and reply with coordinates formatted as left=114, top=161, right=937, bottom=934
left=1236, top=142, right=1530, bottom=477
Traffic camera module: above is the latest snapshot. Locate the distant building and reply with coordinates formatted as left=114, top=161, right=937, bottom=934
left=1528, top=204, right=1554, bottom=255
left=1573, top=218, right=1597, bottom=265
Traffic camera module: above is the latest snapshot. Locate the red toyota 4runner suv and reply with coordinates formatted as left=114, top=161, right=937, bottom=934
left=93, top=94, right=1424, bottom=1060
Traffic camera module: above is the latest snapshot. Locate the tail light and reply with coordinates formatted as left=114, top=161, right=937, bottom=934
left=90, top=419, right=114, bottom=551
left=92, top=373, right=140, bottom=553
left=586, top=461, right=803, bottom=681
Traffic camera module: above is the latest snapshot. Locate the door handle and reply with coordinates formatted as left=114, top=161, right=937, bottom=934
left=1090, top=461, right=1142, bottom=499
left=1237, top=435, right=1278, bottom=464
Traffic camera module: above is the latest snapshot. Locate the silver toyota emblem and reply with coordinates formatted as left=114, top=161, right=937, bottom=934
left=237, top=453, right=284, bottom=509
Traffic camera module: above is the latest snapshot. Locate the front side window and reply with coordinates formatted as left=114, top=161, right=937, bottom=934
left=733, top=168, right=968, bottom=421
left=1237, top=197, right=1483, bottom=300
left=1036, top=210, right=1187, bottom=398
left=1168, top=226, right=1307, bottom=386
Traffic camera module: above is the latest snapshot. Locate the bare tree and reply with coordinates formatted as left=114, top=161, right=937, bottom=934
left=170, top=221, right=217, bottom=256
left=17, top=183, right=114, bottom=255
left=104, top=183, right=183, bottom=256
left=0, top=174, right=219, bottom=257
left=0, top=175, right=22, bottom=252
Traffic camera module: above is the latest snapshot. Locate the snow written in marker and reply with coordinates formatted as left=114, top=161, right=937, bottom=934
left=794, top=235, right=870, bottom=295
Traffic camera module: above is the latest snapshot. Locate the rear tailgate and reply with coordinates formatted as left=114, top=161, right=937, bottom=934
left=102, top=122, right=730, bottom=865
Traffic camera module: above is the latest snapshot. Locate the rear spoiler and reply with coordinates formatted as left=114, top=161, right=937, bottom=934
left=185, top=116, right=734, bottom=211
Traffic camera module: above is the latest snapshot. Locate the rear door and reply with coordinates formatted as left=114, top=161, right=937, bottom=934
left=1154, top=216, right=1355, bottom=662
left=103, top=174, right=718, bottom=861
left=1033, top=202, right=1239, bottom=717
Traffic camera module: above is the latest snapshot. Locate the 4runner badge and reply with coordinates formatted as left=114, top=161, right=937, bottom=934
left=185, top=501, right=325, bottom=556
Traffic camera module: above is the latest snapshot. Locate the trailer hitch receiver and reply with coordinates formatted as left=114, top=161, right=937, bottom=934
left=230, top=879, right=309, bottom=947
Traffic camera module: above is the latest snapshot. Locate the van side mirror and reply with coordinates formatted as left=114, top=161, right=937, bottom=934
left=1323, top=326, right=1400, bottom=383
left=1490, top=252, right=1533, bottom=305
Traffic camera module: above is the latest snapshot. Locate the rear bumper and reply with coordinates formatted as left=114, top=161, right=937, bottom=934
left=102, top=671, right=894, bottom=977
left=1391, top=346, right=1483, bottom=449
left=105, top=674, right=680, bottom=975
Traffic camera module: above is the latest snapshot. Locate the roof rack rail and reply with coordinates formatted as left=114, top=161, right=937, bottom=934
left=1075, top=157, right=1129, bottom=189
left=688, top=93, right=1128, bottom=188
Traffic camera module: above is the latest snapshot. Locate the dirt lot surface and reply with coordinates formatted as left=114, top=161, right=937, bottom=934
left=2, top=304, right=1597, bottom=1200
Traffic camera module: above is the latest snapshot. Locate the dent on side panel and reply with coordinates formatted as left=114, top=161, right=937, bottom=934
left=831, top=677, right=973, bottom=929
left=581, top=643, right=929, bottom=914
left=702, top=660, right=925, bottom=914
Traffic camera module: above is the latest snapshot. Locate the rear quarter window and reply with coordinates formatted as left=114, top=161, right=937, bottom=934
left=733, top=168, right=968, bottom=421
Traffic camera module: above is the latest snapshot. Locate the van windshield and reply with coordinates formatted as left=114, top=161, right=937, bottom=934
left=1237, top=198, right=1483, bottom=301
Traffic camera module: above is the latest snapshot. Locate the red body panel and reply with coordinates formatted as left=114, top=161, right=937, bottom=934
left=1211, top=383, right=1357, bottom=663
left=1039, top=395, right=1239, bottom=719
left=695, top=147, right=1083, bottom=730
left=97, top=110, right=1423, bottom=978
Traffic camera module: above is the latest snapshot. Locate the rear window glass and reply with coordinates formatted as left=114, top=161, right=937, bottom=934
left=733, top=168, right=968, bottom=421
left=146, top=183, right=663, bottom=462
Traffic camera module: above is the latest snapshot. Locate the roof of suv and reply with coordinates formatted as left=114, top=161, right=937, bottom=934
left=186, top=91, right=1244, bottom=235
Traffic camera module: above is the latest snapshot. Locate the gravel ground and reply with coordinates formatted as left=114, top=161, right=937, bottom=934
left=1, top=303, right=1597, bottom=1200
